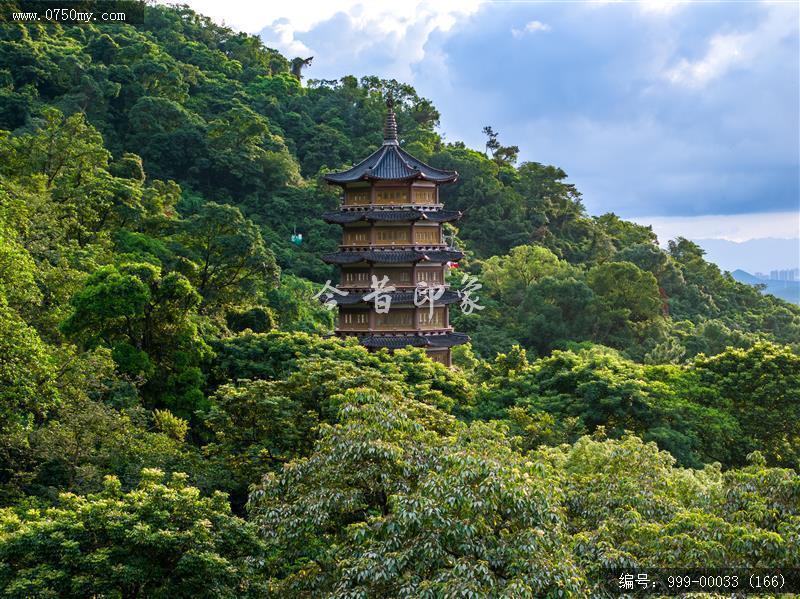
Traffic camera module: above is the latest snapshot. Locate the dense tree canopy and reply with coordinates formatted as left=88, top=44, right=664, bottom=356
left=0, top=3, right=798, bottom=596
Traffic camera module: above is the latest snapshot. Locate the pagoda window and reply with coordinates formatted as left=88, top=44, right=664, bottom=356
left=414, top=227, right=440, bottom=244
left=345, top=190, right=370, bottom=205
left=419, top=307, right=445, bottom=329
left=375, top=228, right=411, bottom=244
left=344, top=229, right=369, bottom=245
left=339, top=310, right=369, bottom=329
left=375, top=310, right=414, bottom=329
left=375, top=188, right=410, bottom=204
left=413, top=188, right=436, bottom=204
left=374, top=268, right=412, bottom=286
left=416, top=268, right=442, bottom=284
left=342, top=270, right=370, bottom=285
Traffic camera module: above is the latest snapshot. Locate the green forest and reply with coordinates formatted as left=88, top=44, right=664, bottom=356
left=0, top=4, right=798, bottom=597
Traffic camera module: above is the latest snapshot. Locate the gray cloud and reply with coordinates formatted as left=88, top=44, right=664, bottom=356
left=259, top=1, right=799, bottom=218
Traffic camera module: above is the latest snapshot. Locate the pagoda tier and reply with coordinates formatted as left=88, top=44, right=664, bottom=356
left=322, top=209, right=462, bottom=224
left=360, top=332, right=470, bottom=349
left=331, top=290, right=462, bottom=306
left=322, top=249, right=464, bottom=265
left=322, top=135, right=457, bottom=185
left=320, top=96, right=469, bottom=366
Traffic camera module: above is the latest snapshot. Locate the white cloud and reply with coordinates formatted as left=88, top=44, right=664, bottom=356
left=265, top=1, right=481, bottom=82
left=637, top=0, right=684, bottom=16
left=586, top=0, right=683, bottom=15
left=630, top=211, right=800, bottom=243
left=511, top=20, right=551, bottom=38
left=665, top=2, right=798, bottom=87
left=666, top=31, right=748, bottom=86
left=267, top=19, right=313, bottom=57
left=158, top=0, right=483, bottom=81
left=157, top=0, right=345, bottom=34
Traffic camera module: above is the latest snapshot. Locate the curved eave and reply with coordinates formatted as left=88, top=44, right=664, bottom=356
left=322, top=249, right=464, bottom=265
left=322, top=209, right=462, bottom=225
left=332, top=290, right=462, bottom=306
left=323, top=144, right=458, bottom=185
left=359, top=332, right=470, bottom=349
left=362, top=172, right=458, bottom=184
left=324, top=171, right=458, bottom=185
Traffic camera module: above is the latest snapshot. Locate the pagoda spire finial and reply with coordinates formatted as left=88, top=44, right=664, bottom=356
left=383, top=92, right=398, bottom=145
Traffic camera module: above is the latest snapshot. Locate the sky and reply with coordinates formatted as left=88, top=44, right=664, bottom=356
left=171, top=0, right=799, bottom=249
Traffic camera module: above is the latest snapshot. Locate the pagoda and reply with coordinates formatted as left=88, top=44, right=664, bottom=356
left=321, top=97, right=469, bottom=366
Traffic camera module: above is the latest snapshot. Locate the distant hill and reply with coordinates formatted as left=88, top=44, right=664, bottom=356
left=731, top=269, right=800, bottom=304
left=695, top=238, right=800, bottom=274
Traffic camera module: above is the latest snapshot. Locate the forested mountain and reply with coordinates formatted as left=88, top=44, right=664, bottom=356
left=0, top=4, right=798, bottom=596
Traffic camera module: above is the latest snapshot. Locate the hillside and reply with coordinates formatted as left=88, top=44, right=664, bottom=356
left=0, top=3, right=799, bottom=595
left=732, top=269, right=800, bottom=304
left=696, top=237, right=800, bottom=274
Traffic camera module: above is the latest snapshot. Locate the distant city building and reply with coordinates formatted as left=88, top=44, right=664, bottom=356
left=768, top=269, right=799, bottom=281
left=753, top=269, right=798, bottom=281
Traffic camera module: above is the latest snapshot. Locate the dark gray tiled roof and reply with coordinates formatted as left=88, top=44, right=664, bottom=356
left=332, top=290, right=462, bottom=306
left=425, top=332, right=470, bottom=348
left=360, top=335, right=428, bottom=349
left=321, top=252, right=370, bottom=265
left=358, top=332, right=470, bottom=349
left=424, top=211, right=463, bottom=223
left=423, top=250, right=465, bottom=263
left=323, top=144, right=458, bottom=184
left=322, top=209, right=462, bottom=224
left=322, top=249, right=464, bottom=265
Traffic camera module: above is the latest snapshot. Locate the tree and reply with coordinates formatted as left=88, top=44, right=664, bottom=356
left=249, top=390, right=583, bottom=596
left=0, top=470, right=266, bottom=598
left=0, top=299, right=60, bottom=490
left=175, top=202, right=279, bottom=313
left=587, top=261, right=665, bottom=352
left=481, top=244, right=574, bottom=306
left=0, top=109, right=147, bottom=246
left=517, top=276, right=598, bottom=355
left=482, top=125, right=519, bottom=165
left=693, top=343, right=800, bottom=467
left=202, top=379, right=319, bottom=511
left=587, top=261, right=662, bottom=323
left=545, top=435, right=800, bottom=573
left=61, top=262, right=210, bottom=417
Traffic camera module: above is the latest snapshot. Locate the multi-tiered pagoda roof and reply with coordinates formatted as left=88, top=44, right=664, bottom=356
left=320, top=96, right=469, bottom=366
left=323, top=107, right=458, bottom=185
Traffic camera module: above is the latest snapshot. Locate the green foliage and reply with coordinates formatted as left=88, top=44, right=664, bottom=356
left=14, top=395, right=199, bottom=502
left=174, top=201, right=279, bottom=313
left=61, top=262, right=211, bottom=418
left=693, top=342, right=800, bottom=467
left=251, top=392, right=800, bottom=594
left=0, top=4, right=798, bottom=595
left=153, top=409, right=189, bottom=442
left=548, top=435, right=800, bottom=572
left=0, top=470, right=266, bottom=598
left=474, top=342, right=800, bottom=469
left=209, top=331, right=474, bottom=411
left=249, top=390, right=583, bottom=596
left=0, top=300, right=59, bottom=438
left=264, top=274, right=334, bottom=333
left=202, top=379, right=319, bottom=511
